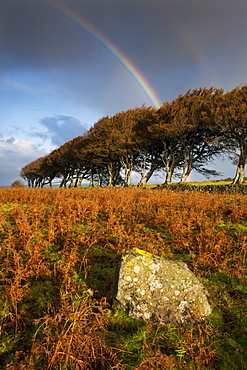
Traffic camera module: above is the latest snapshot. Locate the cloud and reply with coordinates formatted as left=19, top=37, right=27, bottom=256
left=0, top=136, right=46, bottom=186
left=0, top=80, right=44, bottom=95
left=2, top=0, right=247, bottom=109
left=0, top=0, right=99, bottom=71
left=0, top=137, right=36, bottom=157
left=37, top=115, right=88, bottom=147
left=2, top=0, right=246, bottom=74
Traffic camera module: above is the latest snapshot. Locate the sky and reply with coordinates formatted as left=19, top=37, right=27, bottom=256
left=1, top=0, right=246, bottom=186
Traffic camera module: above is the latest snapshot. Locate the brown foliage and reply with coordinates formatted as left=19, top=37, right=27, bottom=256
left=0, top=187, right=247, bottom=368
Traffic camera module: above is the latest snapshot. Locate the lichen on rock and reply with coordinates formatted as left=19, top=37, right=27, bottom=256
left=112, top=248, right=212, bottom=326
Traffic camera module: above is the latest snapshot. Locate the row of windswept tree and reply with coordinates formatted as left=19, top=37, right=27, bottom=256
left=21, top=85, right=247, bottom=187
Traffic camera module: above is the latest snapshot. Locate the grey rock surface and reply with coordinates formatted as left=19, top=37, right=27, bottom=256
left=112, top=248, right=212, bottom=326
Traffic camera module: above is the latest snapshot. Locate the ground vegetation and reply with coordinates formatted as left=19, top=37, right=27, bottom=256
left=0, top=187, right=247, bottom=369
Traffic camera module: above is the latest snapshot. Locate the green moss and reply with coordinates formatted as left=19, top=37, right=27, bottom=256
left=85, top=245, right=119, bottom=299
left=204, top=271, right=247, bottom=369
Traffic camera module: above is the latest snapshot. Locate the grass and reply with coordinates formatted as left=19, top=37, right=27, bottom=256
left=186, top=180, right=233, bottom=186
left=146, top=178, right=247, bottom=187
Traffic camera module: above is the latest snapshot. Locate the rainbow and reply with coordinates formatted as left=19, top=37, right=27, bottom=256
left=43, top=0, right=162, bottom=108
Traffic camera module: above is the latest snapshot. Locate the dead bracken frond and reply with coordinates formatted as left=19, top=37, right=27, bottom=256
left=0, top=187, right=247, bottom=369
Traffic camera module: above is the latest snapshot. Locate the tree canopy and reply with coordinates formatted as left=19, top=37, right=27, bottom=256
left=20, top=85, right=247, bottom=187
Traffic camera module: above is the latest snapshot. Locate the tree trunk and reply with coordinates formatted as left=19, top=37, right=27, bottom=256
left=78, top=177, right=83, bottom=187
left=89, top=169, right=94, bottom=187
left=139, top=152, right=147, bottom=182
left=138, top=161, right=158, bottom=187
left=59, top=178, right=65, bottom=187
left=122, top=169, right=131, bottom=186
left=69, top=178, right=75, bottom=187
left=164, top=170, right=173, bottom=184
left=162, top=155, right=176, bottom=184
left=161, top=143, right=182, bottom=185
left=232, top=144, right=246, bottom=185
left=121, top=155, right=134, bottom=187
left=108, top=163, right=114, bottom=187
left=112, top=164, right=121, bottom=186
left=180, top=158, right=193, bottom=183
left=232, top=159, right=245, bottom=184
left=97, top=170, right=103, bottom=186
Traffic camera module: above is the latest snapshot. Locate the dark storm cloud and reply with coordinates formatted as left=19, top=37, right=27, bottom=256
left=0, top=0, right=96, bottom=71
left=2, top=0, right=247, bottom=75
left=37, top=115, right=88, bottom=147
left=1, top=0, right=247, bottom=106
